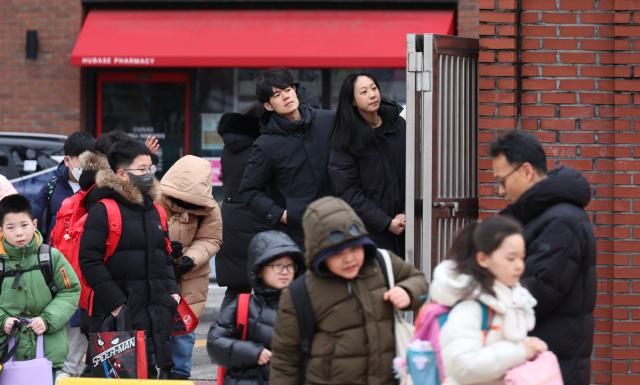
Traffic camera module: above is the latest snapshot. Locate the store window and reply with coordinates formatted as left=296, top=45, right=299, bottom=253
left=195, top=68, right=406, bottom=157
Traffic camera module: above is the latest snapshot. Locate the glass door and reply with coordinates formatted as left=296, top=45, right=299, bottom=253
left=97, top=72, right=189, bottom=175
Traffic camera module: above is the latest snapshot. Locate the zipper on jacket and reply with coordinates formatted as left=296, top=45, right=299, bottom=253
left=347, top=281, right=353, bottom=296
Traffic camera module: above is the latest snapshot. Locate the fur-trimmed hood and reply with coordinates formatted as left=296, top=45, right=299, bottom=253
left=78, top=151, right=110, bottom=172
left=95, top=168, right=160, bottom=205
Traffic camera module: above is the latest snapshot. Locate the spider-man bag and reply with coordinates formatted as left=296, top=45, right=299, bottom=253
left=88, top=310, right=147, bottom=379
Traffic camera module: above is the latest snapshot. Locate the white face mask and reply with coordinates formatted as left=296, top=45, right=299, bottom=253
left=70, top=167, right=83, bottom=181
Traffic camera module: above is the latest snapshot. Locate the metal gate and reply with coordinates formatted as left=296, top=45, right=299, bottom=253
left=405, top=34, right=479, bottom=279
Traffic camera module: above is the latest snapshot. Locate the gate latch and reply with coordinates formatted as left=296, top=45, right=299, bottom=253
left=433, top=201, right=459, bottom=217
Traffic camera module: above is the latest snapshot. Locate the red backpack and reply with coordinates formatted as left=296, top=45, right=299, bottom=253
left=50, top=186, right=170, bottom=315
left=216, top=293, right=251, bottom=385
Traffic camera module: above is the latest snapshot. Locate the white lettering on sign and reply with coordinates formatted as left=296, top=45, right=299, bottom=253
left=80, top=57, right=156, bottom=66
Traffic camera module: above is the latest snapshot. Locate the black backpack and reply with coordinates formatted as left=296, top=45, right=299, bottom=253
left=0, top=244, right=58, bottom=297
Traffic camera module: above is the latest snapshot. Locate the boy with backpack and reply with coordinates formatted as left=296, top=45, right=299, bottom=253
left=269, top=196, right=428, bottom=385
left=78, top=139, right=179, bottom=379
left=0, top=194, right=80, bottom=383
left=32, top=131, right=95, bottom=241
left=207, top=230, right=304, bottom=385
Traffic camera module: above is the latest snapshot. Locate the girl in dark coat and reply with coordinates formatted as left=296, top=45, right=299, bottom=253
left=328, top=72, right=406, bottom=257
left=207, top=230, right=304, bottom=385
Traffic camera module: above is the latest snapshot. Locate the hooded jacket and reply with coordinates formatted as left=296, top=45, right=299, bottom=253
left=208, top=231, right=304, bottom=385
left=430, top=260, right=536, bottom=385
left=158, top=155, right=223, bottom=317
left=329, top=100, right=406, bottom=256
left=217, top=113, right=272, bottom=290
left=0, top=231, right=80, bottom=368
left=79, top=166, right=179, bottom=369
left=239, top=103, right=335, bottom=248
left=0, top=174, right=17, bottom=201
left=501, top=167, right=596, bottom=385
left=270, top=197, right=428, bottom=385
left=32, top=162, right=75, bottom=239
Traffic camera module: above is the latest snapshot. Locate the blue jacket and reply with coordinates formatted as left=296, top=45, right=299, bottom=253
left=32, top=162, right=74, bottom=241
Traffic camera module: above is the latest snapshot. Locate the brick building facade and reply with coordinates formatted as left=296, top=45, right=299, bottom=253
left=477, top=1, right=639, bottom=384
left=1, top=1, right=638, bottom=384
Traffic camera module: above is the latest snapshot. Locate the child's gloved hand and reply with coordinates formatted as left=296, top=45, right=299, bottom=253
left=174, top=256, right=195, bottom=280
left=28, top=317, right=47, bottom=336
left=170, top=241, right=183, bottom=259
left=257, top=349, right=272, bottom=365
left=3, top=317, right=18, bottom=335
left=384, top=287, right=411, bottom=310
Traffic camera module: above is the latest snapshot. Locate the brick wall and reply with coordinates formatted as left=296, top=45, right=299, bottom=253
left=458, top=0, right=479, bottom=38
left=478, top=1, right=639, bottom=384
left=0, top=0, right=82, bottom=135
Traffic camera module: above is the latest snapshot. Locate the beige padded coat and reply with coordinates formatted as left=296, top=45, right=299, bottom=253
left=158, top=155, right=223, bottom=317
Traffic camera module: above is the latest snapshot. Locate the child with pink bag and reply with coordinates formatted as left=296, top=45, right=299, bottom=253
left=429, top=216, right=562, bottom=385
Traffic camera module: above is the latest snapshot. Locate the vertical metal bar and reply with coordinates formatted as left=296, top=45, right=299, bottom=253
left=455, top=55, right=461, bottom=199
left=438, top=55, right=444, bottom=198
left=472, top=56, right=478, bottom=196
left=405, top=34, right=418, bottom=267
left=421, top=34, right=435, bottom=277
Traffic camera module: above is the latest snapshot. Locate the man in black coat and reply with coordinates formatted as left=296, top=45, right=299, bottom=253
left=79, top=139, right=179, bottom=379
left=240, top=69, right=335, bottom=248
left=491, top=130, right=596, bottom=385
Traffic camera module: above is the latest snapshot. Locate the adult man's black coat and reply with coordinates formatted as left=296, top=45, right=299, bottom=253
left=217, top=113, right=271, bottom=291
left=502, top=167, right=596, bottom=385
left=79, top=169, right=179, bottom=370
left=240, top=103, right=335, bottom=247
left=329, top=101, right=406, bottom=256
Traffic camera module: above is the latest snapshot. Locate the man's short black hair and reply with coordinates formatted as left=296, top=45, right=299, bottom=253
left=107, top=139, right=151, bottom=172
left=0, top=194, right=33, bottom=227
left=95, top=130, right=132, bottom=155
left=255, top=68, right=296, bottom=104
left=490, top=129, right=548, bottom=174
left=64, top=131, right=96, bottom=157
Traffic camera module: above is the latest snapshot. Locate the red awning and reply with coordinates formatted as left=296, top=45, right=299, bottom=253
left=71, top=10, right=454, bottom=68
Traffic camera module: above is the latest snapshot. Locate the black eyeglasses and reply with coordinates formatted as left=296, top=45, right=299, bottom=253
left=267, top=263, right=297, bottom=274
left=495, top=163, right=523, bottom=189
left=125, top=165, right=157, bottom=175
left=327, top=223, right=362, bottom=244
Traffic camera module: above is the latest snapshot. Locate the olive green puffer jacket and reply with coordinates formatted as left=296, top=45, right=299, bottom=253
left=270, top=197, right=428, bottom=385
left=0, top=231, right=80, bottom=368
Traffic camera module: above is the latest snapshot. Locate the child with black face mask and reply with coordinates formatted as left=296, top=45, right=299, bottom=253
left=79, top=139, right=179, bottom=379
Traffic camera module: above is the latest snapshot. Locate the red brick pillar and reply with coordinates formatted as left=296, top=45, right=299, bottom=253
left=478, top=1, right=640, bottom=384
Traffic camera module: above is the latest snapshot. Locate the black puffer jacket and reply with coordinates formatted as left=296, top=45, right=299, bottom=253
left=207, top=231, right=304, bottom=385
left=501, top=167, right=596, bottom=385
left=79, top=168, right=179, bottom=370
left=329, top=101, right=406, bottom=256
left=240, top=103, right=335, bottom=248
left=217, top=114, right=272, bottom=290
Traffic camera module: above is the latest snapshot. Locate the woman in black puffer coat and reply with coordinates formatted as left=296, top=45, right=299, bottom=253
left=207, top=230, right=304, bottom=385
left=329, top=72, right=406, bottom=257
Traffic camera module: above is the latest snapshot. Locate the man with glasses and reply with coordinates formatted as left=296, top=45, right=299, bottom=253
left=490, top=130, right=596, bottom=385
left=79, top=139, right=179, bottom=379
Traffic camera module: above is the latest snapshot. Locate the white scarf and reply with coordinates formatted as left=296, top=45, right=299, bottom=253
left=478, top=281, right=537, bottom=342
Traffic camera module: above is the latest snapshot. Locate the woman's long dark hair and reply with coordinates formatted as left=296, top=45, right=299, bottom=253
left=331, top=72, right=381, bottom=155
left=447, top=215, right=523, bottom=298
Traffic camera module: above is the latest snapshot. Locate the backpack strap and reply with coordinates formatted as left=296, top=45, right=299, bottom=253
left=289, top=275, right=315, bottom=385
left=98, top=198, right=122, bottom=260
left=153, top=203, right=173, bottom=255
left=376, top=249, right=394, bottom=289
left=479, top=302, right=495, bottom=341
left=37, top=244, right=58, bottom=297
left=236, top=293, right=251, bottom=340
left=40, top=176, right=58, bottom=237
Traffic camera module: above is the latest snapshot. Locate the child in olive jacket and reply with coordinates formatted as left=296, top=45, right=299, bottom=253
left=0, top=194, right=80, bottom=380
left=270, top=197, right=428, bottom=385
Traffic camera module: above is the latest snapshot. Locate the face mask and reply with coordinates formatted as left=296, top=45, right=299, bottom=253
left=127, top=172, right=154, bottom=194
left=70, top=167, right=83, bottom=181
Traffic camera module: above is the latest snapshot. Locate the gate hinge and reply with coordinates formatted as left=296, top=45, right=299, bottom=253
left=417, top=70, right=432, bottom=92
left=407, top=52, right=423, bottom=72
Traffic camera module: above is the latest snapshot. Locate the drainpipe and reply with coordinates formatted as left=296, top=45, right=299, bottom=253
left=515, top=0, right=523, bottom=129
